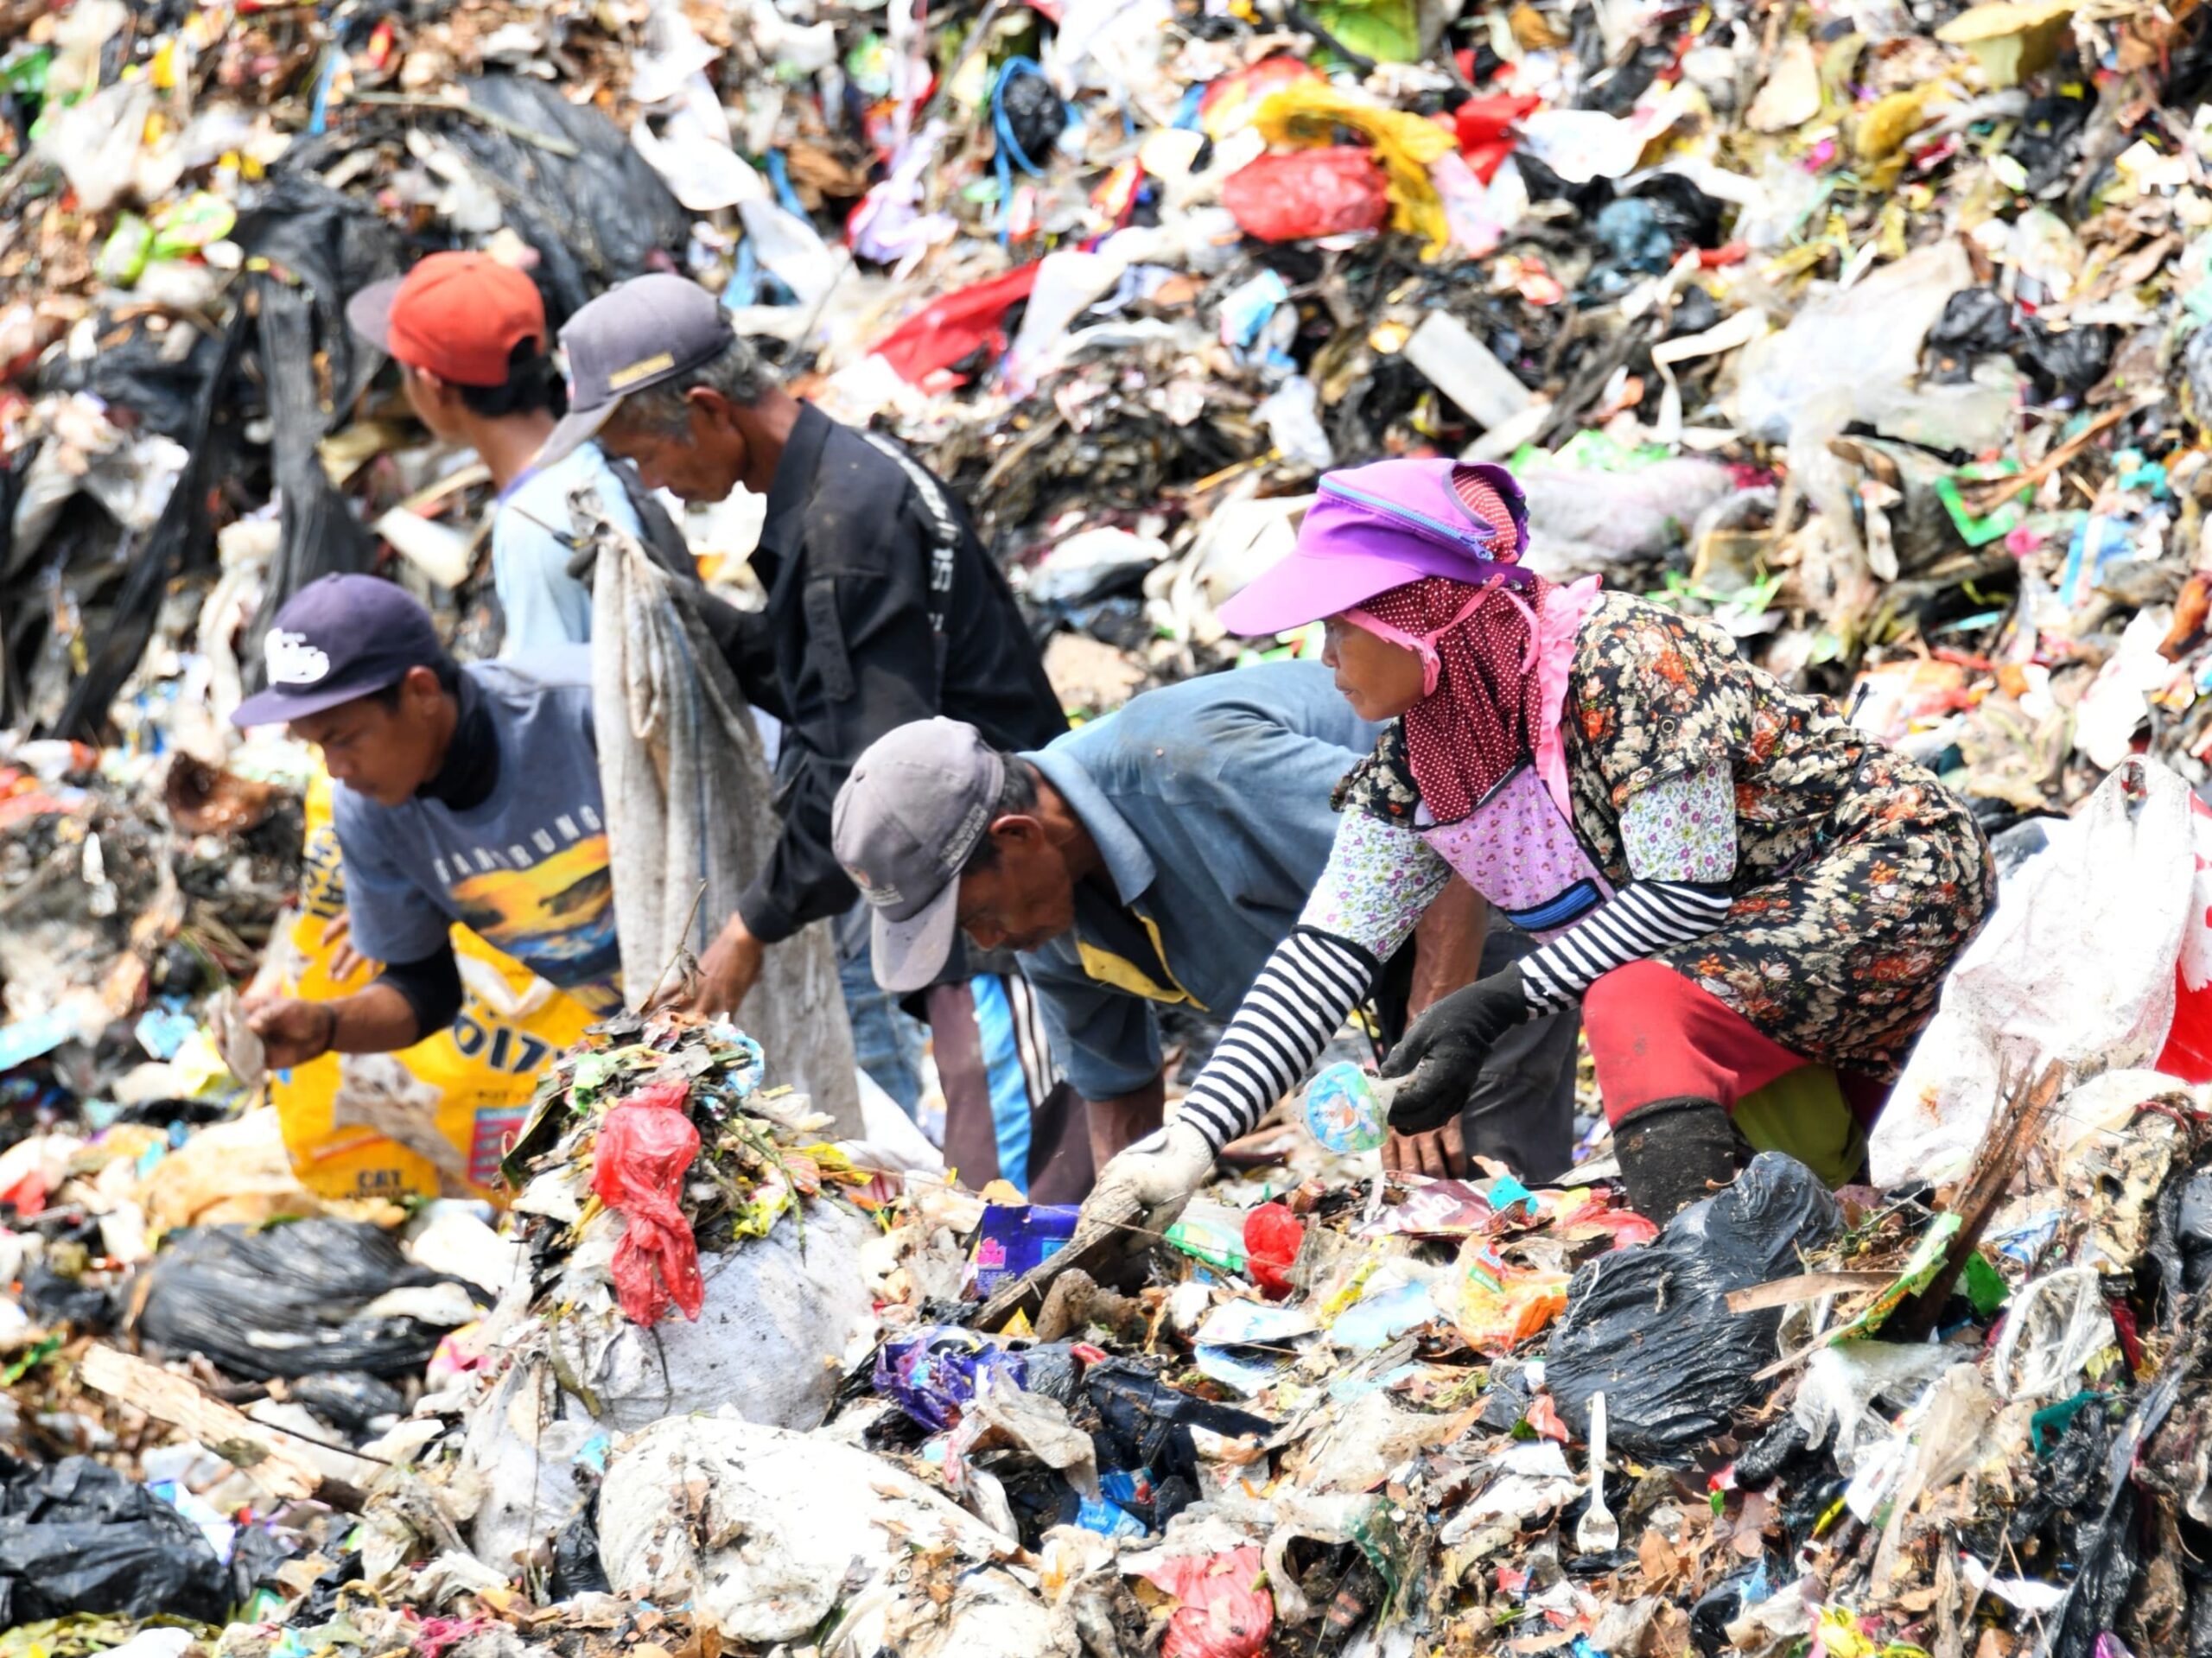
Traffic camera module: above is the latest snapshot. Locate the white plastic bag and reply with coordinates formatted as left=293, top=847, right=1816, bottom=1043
left=1736, top=240, right=1972, bottom=444
left=1872, top=758, right=2197, bottom=1187
left=599, top=1413, right=1012, bottom=1642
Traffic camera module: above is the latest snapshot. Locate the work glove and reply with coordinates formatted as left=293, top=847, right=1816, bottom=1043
left=1377, top=963, right=1530, bottom=1135
left=1080, top=1119, right=1218, bottom=1241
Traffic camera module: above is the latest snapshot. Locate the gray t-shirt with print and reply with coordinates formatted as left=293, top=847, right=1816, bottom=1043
left=332, top=650, right=621, bottom=1013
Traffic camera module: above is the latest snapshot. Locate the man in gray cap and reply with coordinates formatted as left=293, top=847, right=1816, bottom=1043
left=546, top=273, right=1082, bottom=1192
left=832, top=663, right=1582, bottom=1184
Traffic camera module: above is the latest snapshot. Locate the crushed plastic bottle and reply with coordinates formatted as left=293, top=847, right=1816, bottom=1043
left=1302, top=1060, right=1392, bottom=1153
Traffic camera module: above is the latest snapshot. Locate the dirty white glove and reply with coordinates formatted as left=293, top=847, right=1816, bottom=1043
left=1081, top=1119, right=1218, bottom=1238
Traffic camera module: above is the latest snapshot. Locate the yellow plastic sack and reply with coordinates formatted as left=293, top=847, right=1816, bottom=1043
left=1253, top=84, right=1455, bottom=252
left=271, top=772, right=594, bottom=1204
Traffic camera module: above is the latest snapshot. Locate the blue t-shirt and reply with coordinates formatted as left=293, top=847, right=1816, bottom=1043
left=333, top=651, right=622, bottom=1013
left=1016, top=660, right=1382, bottom=1100
left=493, top=443, right=645, bottom=654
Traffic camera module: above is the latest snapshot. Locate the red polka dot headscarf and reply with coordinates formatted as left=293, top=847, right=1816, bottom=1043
left=1215, top=458, right=1553, bottom=824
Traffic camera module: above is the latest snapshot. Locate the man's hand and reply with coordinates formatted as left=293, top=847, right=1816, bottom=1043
left=688, top=913, right=766, bottom=1016
left=1384, top=1117, right=1468, bottom=1178
left=1081, top=1118, right=1217, bottom=1237
left=1378, top=963, right=1529, bottom=1134
left=243, top=994, right=338, bottom=1070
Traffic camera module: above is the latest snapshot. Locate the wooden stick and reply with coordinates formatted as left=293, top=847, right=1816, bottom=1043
left=1724, top=1270, right=1899, bottom=1315
left=347, top=91, right=582, bottom=156
left=79, top=1344, right=372, bottom=1509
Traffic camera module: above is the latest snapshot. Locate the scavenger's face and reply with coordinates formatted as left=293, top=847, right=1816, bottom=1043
left=600, top=402, right=747, bottom=504
left=399, top=364, right=467, bottom=445
left=290, top=678, right=442, bottom=807
left=1322, top=614, right=1428, bottom=721
left=954, top=829, right=1076, bottom=956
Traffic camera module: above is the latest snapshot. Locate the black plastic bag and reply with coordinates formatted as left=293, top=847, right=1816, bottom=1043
left=437, top=76, right=690, bottom=322
left=550, top=1493, right=610, bottom=1600
left=228, top=171, right=403, bottom=675
left=997, top=67, right=1066, bottom=166
left=1081, top=1360, right=1270, bottom=1528
left=41, top=310, right=233, bottom=442
left=20, top=1262, right=114, bottom=1334
left=289, top=1372, right=409, bottom=1439
left=0, top=1455, right=232, bottom=1625
left=1927, top=288, right=2014, bottom=384
left=2018, top=319, right=2113, bottom=397
left=135, top=1217, right=482, bottom=1381
left=230, top=168, right=405, bottom=421
left=1539, top=1153, right=1843, bottom=1459
left=53, top=307, right=248, bottom=740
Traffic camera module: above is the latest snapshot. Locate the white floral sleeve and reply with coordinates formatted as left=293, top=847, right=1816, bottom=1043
left=1298, top=807, right=1456, bottom=962
left=1618, top=762, right=1738, bottom=884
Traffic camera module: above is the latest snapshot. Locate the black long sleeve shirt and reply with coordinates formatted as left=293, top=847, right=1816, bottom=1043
left=730, top=404, right=1068, bottom=950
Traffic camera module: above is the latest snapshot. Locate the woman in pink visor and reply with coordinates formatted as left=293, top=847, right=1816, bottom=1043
left=1084, top=458, right=1994, bottom=1223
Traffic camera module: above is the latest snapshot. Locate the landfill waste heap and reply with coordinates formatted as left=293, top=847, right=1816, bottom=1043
left=12, top=0, right=2212, bottom=1652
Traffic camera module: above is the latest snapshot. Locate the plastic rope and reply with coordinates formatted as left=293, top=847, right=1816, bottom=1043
left=991, top=56, right=1050, bottom=246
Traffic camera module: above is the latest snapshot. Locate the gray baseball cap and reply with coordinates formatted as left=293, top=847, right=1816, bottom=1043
left=538, top=272, right=731, bottom=467
left=832, top=719, right=1004, bottom=994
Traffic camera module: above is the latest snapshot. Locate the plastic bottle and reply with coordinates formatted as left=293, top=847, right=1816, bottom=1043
left=1302, top=1061, right=1394, bottom=1153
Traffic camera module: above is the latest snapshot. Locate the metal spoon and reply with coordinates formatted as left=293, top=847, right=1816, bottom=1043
left=1575, top=1390, right=1618, bottom=1554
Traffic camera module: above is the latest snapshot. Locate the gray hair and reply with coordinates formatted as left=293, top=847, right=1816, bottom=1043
left=615, top=327, right=779, bottom=435
left=960, top=756, right=1042, bottom=875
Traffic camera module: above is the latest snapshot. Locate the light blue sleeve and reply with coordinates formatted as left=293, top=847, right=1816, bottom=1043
left=331, top=790, right=453, bottom=966
left=1618, top=762, right=1738, bottom=883
left=492, top=503, right=594, bottom=655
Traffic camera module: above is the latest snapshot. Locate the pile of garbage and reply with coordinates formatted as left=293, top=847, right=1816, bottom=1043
left=3, top=747, right=2212, bottom=1655
left=3, top=0, right=2211, bottom=747
left=22, top=0, right=2212, bottom=1651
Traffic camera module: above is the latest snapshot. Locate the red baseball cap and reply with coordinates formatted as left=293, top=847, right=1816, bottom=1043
left=345, top=251, right=546, bottom=388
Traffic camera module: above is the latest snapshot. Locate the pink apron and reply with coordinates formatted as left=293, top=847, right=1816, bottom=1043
left=1417, top=576, right=1607, bottom=939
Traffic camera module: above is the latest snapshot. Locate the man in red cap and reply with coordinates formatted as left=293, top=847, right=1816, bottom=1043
left=346, top=251, right=652, bottom=652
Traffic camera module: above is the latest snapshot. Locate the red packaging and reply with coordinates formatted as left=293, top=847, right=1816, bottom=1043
left=590, top=1076, right=704, bottom=1325
left=1222, top=149, right=1389, bottom=244
left=1243, top=1202, right=1305, bottom=1299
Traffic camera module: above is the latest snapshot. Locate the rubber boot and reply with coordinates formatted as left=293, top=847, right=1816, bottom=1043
left=1612, top=1094, right=1739, bottom=1220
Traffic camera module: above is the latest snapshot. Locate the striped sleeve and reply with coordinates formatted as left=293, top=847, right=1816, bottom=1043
left=1517, top=880, right=1734, bottom=1014
left=1176, top=929, right=1376, bottom=1152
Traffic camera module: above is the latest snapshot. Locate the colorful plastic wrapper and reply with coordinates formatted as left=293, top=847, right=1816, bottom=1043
left=967, top=1202, right=1081, bottom=1297
left=873, top=1325, right=1028, bottom=1432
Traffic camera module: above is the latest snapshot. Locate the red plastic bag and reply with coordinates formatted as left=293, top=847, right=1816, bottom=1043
left=1452, top=92, right=1541, bottom=183
left=1243, top=1202, right=1304, bottom=1300
left=870, top=263, right=1042, bottom=386
left=1142, top=1546, right=1273, bottom=1658
left=590, top=1077, right=704, bottom=1325
left=2157, top=791, right=2212, bottom=1082
left=1221, top=149, right=1388, bottom=244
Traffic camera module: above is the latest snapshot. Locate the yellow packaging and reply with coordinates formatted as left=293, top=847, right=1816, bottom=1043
left=271, top=772, right=594, bottom=1204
